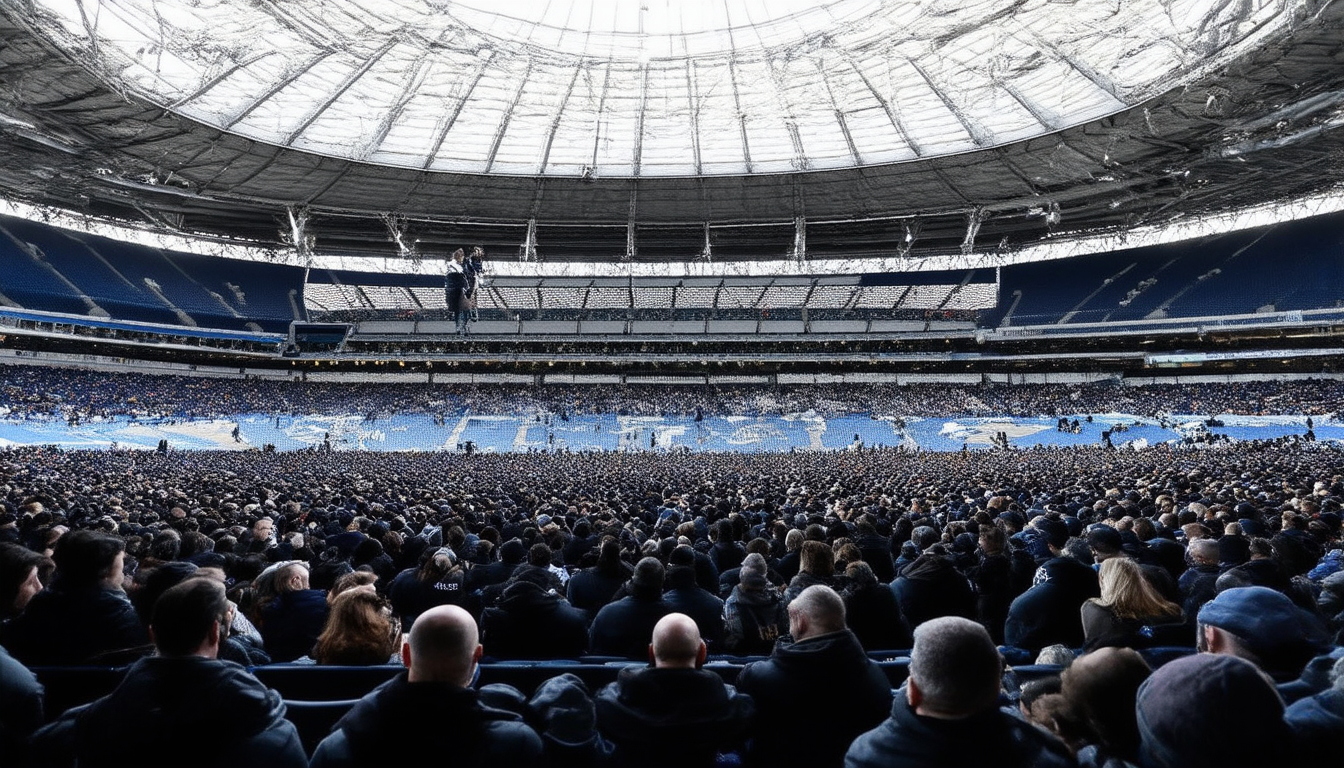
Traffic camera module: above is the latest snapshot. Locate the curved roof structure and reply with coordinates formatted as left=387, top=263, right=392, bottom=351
left=0, top=1, right=1343, bottom=267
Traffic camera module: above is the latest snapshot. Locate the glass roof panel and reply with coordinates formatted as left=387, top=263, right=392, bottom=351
left=27, top=0, right=1296, bottom=178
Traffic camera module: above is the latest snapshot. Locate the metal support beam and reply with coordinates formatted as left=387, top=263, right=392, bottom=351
left=519, top=218, right=538, bottom=262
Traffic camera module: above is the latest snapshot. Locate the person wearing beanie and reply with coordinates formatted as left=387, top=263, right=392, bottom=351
left=846, top=616, right=1072, bottom=768
left=1196, top=585, right=1330, bottom=684
left=1135, top=654, right=1295, bottom=768
left=724, top=552, right=789, bottom=655
left=588, top=557, right=672, bottom=659
left=738, top=585, right=892, bottom=768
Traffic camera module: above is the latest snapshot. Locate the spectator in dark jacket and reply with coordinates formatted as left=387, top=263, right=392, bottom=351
left=783, top=540, right=836, bottom=605
left=482, top=580, right=589, bottom=660
left=595, top=613, right=753, bottom=768
left=723, top=553, right=789, bottom=655
left=845, top=616, right=1073, bottom=768
left=258, top=560, right=329, bottom=662
left=663, top=546, right=725, bottom=649
left=466, top=538, right=525, bottom=591
left=311, top=604, right=543, bottom=768
left=1, top=530, right=148, bottom=666
left=709, top=519, right=747, bottom=574
left=1177, top=537, right=1221, bottom=617
left=840, top=562, right=912, bottom=652
left=0, top=643, right=43, bottom=767
left=968, top=526, right=1015, bottom=643
left=738, top=585, right=892, bottom=768
left=1004, top=553, right=1100, bottom=652
left=589, top=557, right=672, bottom=659
left=889, top=547, right=975, bottom=630
left=567, top=537, right=632, bottom=618
left=30, top=578, right=307, bottom=768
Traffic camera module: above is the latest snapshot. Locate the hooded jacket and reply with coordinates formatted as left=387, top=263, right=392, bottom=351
left=723, top=584, right=789, bottom=655
left=311, top=671, right=543, bottom=768
left=890, top=554, right=976, bottom=629
left=260, top=588, right=329, bottom=663
left=845, top=694, right=1074, bottom=768
left=1003, top=556, right=1100, bottom=651
left=595, top=666, right=753, bottom=768
left=30, top=656, right=306, bottom=768
left=482, top=580, right=590, bottom=659
left=737, top=629, right=893, bottom=768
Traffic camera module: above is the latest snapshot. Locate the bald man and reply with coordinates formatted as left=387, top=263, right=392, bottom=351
left=736, top=585, right=892, bottom=768
left=311, top=605, right=542, bottom=768
left=595, top=612, right=754, bottom=768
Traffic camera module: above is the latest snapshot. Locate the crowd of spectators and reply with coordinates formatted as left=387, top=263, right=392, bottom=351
left=3, top=366, right=1342, bottom=422
left=0, top=435, right=1341, bottom=766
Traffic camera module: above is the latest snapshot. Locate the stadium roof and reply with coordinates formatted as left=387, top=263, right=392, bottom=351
left=1, top=1, right=1343, bottom=269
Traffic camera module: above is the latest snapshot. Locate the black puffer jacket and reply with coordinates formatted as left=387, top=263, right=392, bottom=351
left=312, top=672, right=543, bottom=768
left=595, top=666, right=753, bottom=768
left=737, top=630, right=893, bottom=768
left=31, top=656, right=306, bottom=768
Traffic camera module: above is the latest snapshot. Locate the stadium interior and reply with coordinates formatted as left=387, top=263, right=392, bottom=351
left=2, top=3, right=1344, bottom=767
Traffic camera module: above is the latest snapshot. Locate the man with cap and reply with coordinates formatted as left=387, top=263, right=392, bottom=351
left=737, top=585, right=892, bottom=768
left=1196, top=585, right=1330, bottom=685
left=1135, top=653, right=1296, bottom=768
left=845, top=616, right=1073, bottom=768
left=594, top=612, right=753, bottom=768
left=589, top=557, right=673, bottom=659
left=310, top=604, right=543, bottom=768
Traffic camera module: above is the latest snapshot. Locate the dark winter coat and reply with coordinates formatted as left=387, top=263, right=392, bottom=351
left=259, top=588, right=330, bottom=663
left=662, top=569, right=726, bottom=649
left=589, top=593, right=672, bottom=659
left=1285, top=686, right=1344, bottom=768
left=387, top=567, right=472, bottom=626
left=0, top=585, right=148, bottom=666
left=595, top=666, right=753, bottom=768
left=567, top=564, right=632, bottom=618
left=723, top=585, right=789, bottom=656
left=310, top=672, right=543, bottom=768
left=842, top=580, right=913, bottom=652
left=737, top=629, right=893, bottom=768
left=0, top=643, right=43, bottom=767
left=890, top=554, right=976, bottom=629
left=30, top=656, right=307, bottom=768
left=845, top=695, right=1075, bottom=768
left=482, top=580, right=590, bottom=660
left=1003, top=557, right=1100, bottom=652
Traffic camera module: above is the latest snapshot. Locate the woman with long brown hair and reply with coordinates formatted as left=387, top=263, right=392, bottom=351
left=311, top=588, right=401, bottom=666
left=1081, top=557, right=1183, bottom=650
